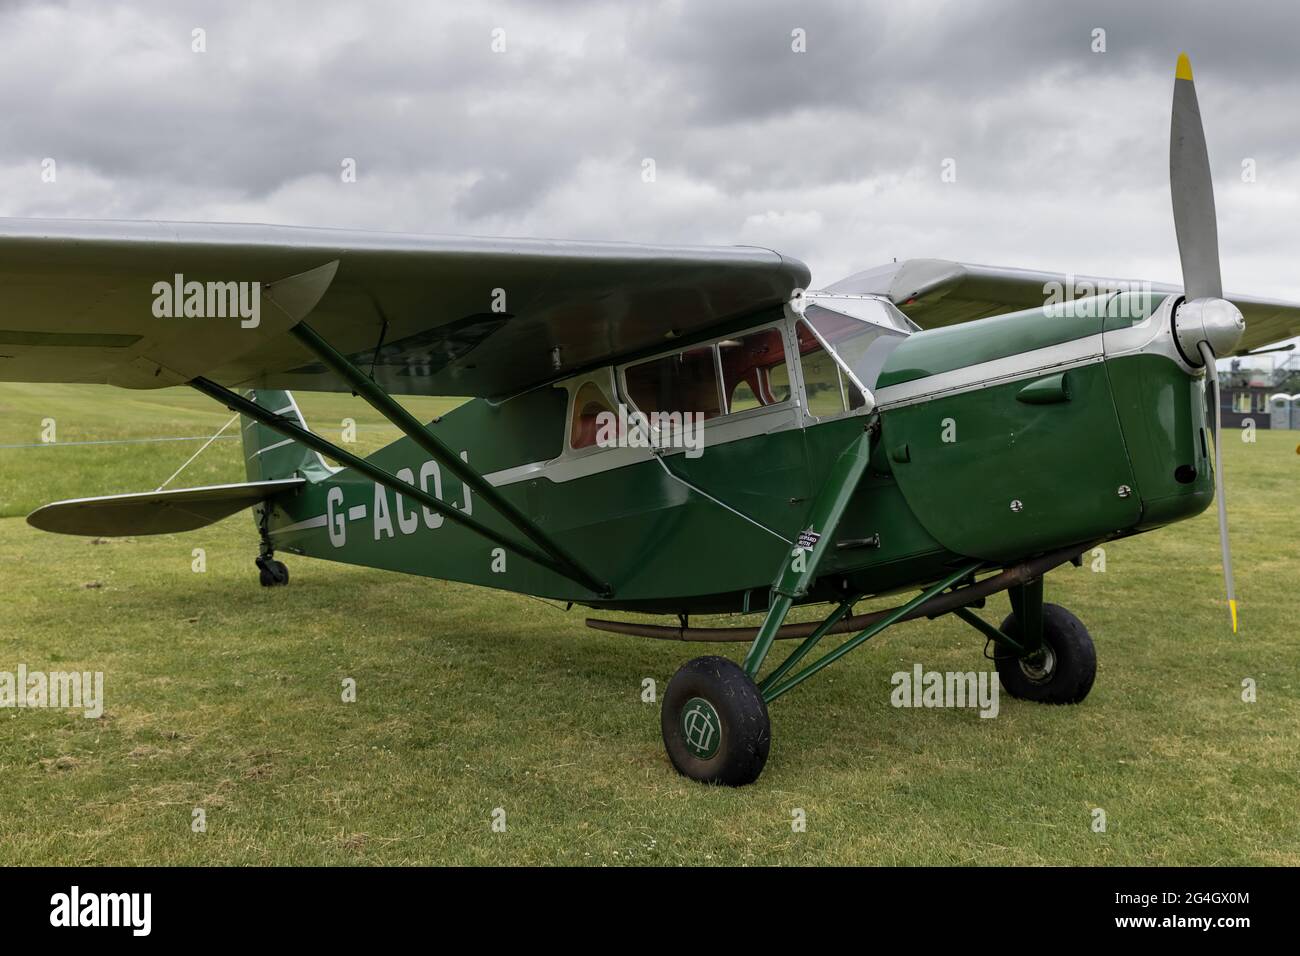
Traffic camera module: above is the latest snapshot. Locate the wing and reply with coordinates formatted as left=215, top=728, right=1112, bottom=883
left=828, top=259, right=1300, bottom=355
left=0, top=218, right=809, bottom=398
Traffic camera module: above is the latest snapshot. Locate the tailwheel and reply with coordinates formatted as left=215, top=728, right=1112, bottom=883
left=255, top=554, right=290, bottom=588
left=661, top=656, right=770, bottom=786
left=995, top=603, right=1096, bottom=704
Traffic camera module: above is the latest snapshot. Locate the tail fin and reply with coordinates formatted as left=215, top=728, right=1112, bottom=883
left=239, top=389, right=334, bottom=482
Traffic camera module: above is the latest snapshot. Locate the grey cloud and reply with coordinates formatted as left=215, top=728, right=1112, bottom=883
left=0, top=0, right=1297, bottom=324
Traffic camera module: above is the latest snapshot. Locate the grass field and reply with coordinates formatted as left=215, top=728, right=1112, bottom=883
left=0, top=381, right=1297, bottom=866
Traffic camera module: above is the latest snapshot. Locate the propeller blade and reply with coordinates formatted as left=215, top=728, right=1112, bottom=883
left=1171, top=52, right=1223, bottom=300
left=1198, top=340, right=1238, bottom=632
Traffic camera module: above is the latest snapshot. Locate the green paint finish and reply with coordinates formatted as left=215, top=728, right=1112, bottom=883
left=742, top=425, right=877, bottom=677
left=263, top=397, right=810, bottom=608
left=789, top=416, right=957, bottom=603
left=424, top=386, right=567, bottom=476
left=774, top=429, right=872, bottom=599
left=880, top=362, right=1140, bottom=561
left=1104, top=352, right=1213, bottom=530
left=289, top=323, right=607, bottom=594
left=662, top=424, right=811, bottom=535
left=877, top=305, right=1102, bottom=389
left=241, top=389, right=334, bottom=484
left=260, top=393, right=957, bottom=613
left=798, top=416, right=951, bottom=575
left=245, top=301, right=1209, bottom=616
left=1102, top=292, right=1175, bottom=332
left=1016, top=371, right=1071, bottom=405
left=680, top=697, right=722, bottom=758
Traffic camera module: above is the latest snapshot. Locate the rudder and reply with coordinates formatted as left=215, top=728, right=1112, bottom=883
left=239, top=389, right=334, bottom=483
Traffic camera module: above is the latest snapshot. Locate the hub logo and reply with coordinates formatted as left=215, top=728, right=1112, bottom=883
left=49, top=886, right=151, bottom=936
left=680, top=697, right=721, bottom=759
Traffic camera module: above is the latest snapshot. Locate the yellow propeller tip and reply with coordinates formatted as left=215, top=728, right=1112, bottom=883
left=1229, top=599, right=1238, bottom=633
left=1176, top=52, right=1194, bottom=81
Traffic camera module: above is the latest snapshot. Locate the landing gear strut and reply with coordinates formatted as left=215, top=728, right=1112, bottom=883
left=254, top=504, right=289, bottom=587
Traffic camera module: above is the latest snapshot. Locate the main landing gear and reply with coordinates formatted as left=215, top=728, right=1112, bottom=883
left=255, top=553, right=289, bottom=587
left=661, top=657, right=771, bottom=786
left=659, top=566, right=1097, bottom=787
left=994, top=603, right=1096, bottom=704
left=254, top=504, right=289, bottom=587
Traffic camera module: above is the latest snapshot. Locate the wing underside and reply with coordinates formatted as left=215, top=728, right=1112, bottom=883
left=0, top=218, right=809, bottom=399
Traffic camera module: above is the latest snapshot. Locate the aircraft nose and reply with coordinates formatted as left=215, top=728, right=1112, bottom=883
left=1174, top=297, right=1245, bottom=365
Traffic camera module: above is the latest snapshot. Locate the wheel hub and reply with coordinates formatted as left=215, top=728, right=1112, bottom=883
left=680, top=697, right=722, bottom=759
left=1018, top=645, right=1057, bottom=683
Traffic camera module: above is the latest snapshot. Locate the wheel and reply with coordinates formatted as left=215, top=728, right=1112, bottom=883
left=256, top=556, right=289, bottom=587
left=994, top=603, right=1096, bottom=704
left=661, top=656, right=771, bottom=786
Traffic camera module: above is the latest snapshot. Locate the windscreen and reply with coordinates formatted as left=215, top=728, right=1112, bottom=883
left=801, top=299, right=911, bottom=393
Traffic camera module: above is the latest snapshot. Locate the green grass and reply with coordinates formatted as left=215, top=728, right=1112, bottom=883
left=0, top=382, right=1297, bottom=865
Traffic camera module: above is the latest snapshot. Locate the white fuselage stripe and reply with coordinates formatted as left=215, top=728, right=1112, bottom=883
left=271, top=514, right=328, bottom=534
left=248, top=437, right=295, bottom=458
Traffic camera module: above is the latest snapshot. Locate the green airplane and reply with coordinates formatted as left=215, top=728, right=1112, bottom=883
left=5, top=54, right=1298, bottom=785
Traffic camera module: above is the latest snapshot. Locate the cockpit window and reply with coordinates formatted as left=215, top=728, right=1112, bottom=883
left=802, top=302, right=908, bottom=392
left=620, top=323, right=799, bottom=430
left=625, top=346, right=723, bottom=421
left=796, top=321, right=867, bottom=417
left=720, top=328, right=791, bottom=413
left=570, top=380, right=614, bottom=450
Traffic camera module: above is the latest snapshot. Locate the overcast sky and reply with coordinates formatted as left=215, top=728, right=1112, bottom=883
left=2, top=0, right=1298, bottom=359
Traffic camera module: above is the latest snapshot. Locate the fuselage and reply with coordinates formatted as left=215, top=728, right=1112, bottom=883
left=258, top=288, right=1213, bottom=614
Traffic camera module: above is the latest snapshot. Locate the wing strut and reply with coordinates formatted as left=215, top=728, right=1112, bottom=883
left=286, top=321, right=610, bottom=596
left=190, top=375, right=612, bottom=597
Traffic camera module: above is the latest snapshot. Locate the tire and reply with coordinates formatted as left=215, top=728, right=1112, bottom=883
left=995, top=603, right=1096, bottom=704
left=257, top=558, right=289, bottom=587
left=661, top=656, right=771, bottom=786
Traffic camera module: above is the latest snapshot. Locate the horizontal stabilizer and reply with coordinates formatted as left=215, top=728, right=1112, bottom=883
left=27, top=478, right=304, bottom=537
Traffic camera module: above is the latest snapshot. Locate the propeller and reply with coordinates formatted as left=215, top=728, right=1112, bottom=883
left=1169, top=52, right=1244, bottom=632
left=1197, top=340, right=1237, bottom=632
left=1171, top=53, right=1222, bottom=301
